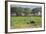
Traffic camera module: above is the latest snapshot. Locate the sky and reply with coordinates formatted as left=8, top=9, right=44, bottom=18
left=11, top=4, right=41, bottom=9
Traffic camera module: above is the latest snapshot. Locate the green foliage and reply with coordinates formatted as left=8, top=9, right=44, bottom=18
left=32, top=7, right=42, bottom=15
left=11, top=6, right=32, bottom=16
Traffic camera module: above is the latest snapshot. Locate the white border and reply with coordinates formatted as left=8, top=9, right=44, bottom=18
left=8, top=2, right=44, bottom=32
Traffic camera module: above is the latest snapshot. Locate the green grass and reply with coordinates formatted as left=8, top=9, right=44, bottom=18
left=10, top=16, right=42, bottom=29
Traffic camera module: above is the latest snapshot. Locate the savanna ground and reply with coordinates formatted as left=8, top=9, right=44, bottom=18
left=10, top=16, right=42, bottom=29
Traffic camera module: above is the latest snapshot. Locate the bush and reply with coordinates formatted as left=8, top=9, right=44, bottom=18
left=27, top=22, right=30, bottom=24
left=30, top=21, right=35, bottom=24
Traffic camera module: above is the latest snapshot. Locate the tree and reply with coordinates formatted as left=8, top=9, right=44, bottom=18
left=23, top=8, right=31, bottom=16
left=15, top=7, right=23, bottom=16
left=11, top=6, right=32, bottom=16
left=11, top=7, right=24, bottom=16
left=32, top=7, right=42, bottom=16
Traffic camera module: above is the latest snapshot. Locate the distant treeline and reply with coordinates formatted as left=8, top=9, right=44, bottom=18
left=11, top=6, right=42, bottom=16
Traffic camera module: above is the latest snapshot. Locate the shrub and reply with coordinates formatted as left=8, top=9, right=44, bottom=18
left=30, top=21, right=35, bottom=24
left=27, top=22, right=29, bottom=24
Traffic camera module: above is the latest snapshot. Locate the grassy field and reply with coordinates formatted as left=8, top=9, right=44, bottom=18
left=10, top=16, right=42, bottom=29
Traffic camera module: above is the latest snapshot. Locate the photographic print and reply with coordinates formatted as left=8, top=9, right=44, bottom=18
left=5, top=1, right=45, bottom=33
left=11, top=3, right=42, bottom=28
